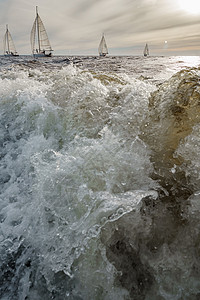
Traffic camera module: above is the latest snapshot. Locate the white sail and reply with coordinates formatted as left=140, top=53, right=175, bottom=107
left=30, top=7, right=53, bottom=57
left=30, top=18, right=37, bottom=55
left=144, top=43, right=149, bottom=56
left=4, top=25, right=18, bottom=56
left=98, top=34, right=108, bottom=56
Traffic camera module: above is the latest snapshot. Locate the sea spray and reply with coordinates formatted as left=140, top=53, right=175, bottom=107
left=0, top=57, right=200, bottom=299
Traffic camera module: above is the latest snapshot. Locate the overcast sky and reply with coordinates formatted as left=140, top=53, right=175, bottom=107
left=0, top=0, right=200, bottom=56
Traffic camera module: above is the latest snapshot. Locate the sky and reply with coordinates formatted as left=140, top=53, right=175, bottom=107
left=0, top=0, right=200, bottom=56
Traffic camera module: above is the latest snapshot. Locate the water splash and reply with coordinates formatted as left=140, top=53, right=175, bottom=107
left=0, top=57, right=200, bottom=299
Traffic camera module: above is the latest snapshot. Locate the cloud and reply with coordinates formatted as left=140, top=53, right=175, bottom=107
left=0, top=0, right=199, bottom=55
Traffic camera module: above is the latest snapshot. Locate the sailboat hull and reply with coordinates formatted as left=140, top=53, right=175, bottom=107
left=4, top=54, right=19, bottom=57
left=33, top=53, right=52, bottom=58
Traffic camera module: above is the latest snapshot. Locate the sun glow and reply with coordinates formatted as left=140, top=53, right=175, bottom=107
left=178, top=0, right=200, bottom=14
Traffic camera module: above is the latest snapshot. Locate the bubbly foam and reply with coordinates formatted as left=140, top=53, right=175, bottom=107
left=0, top=57, right=200, bottom=299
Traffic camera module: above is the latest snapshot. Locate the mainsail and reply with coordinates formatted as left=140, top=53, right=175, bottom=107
left=144, top=43, right=149, bottom=56
left=30, top=6, right=53, bottom=57
left=4, top=25, right=18, bottom=56
left=98, top=34, right=108, bottom=56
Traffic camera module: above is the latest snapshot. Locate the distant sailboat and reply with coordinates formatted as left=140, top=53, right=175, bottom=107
left=3, top=25, right=19, bottom=56
left=98, top=34, right=108, bottom=57
left=144, top=43, right=149, bottom=57
left=30, top=6, right=53, bottom=57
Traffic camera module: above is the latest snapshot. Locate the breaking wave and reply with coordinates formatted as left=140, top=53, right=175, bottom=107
left=0, top=56, right=200, bottom=299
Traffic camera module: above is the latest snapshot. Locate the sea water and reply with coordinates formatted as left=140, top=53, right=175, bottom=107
left=0, top=55, right=200, bottom=299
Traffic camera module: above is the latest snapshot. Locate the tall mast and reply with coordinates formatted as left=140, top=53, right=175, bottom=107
left=36, top=6, right=41, bottom=52
left=6, top=24, right=10, bottom=53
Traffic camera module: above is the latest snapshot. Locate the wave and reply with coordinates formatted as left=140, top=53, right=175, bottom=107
left=0, top=57, right=200, bottom=299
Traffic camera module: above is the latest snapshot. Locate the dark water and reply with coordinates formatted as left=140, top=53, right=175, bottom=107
left=0, top=55, right=200, bottom=299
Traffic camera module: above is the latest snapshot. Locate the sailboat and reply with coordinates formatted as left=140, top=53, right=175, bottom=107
left=98, top=34, right=108, bottom=57
left=30, top=6, right=53, bottom=57
left=3, top=25, right=19, bottom=56
left=144, top=43, right=149, bottom=57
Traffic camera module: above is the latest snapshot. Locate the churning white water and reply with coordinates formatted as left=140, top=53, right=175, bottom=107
left=1, top=55, right=200, bottom=300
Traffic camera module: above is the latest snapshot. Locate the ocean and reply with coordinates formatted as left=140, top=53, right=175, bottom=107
left=1, top=55, right=200, bottom=300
